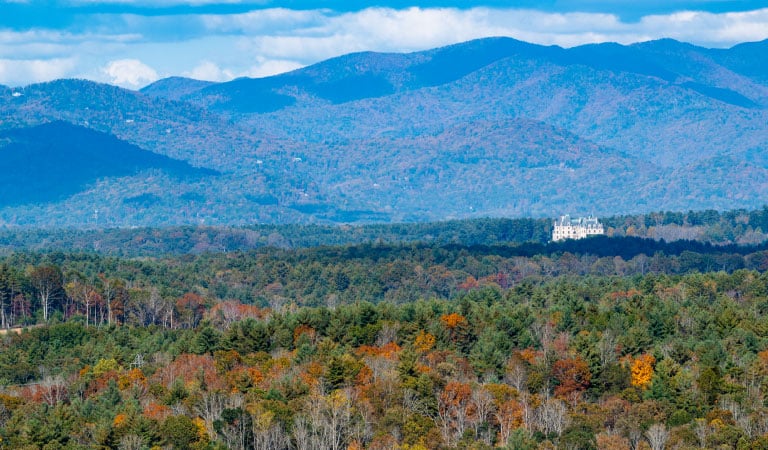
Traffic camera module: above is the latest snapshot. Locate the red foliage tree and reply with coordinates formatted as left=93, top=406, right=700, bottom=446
left=552, top=357, right=591, bottom=400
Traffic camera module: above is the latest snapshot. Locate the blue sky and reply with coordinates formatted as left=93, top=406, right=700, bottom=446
left=1, top=1, right=767, bottom=89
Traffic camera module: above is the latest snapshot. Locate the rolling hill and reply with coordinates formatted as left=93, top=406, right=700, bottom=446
left=0, top=121, right=217, bottom=206
left=0, top=37, right=766, bottom=227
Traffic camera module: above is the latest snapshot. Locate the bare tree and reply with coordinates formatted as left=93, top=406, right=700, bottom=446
left=293, top=416, right=312, bottom=450
left=646, top=423, right=669, bottom=450
left=147, top=287, right=167, bottom=326
left=506, top=359, right=528, bottom=392
left=437, top=382, right=473, bottom=446
left=535, top=396, right=570, bottom=437
left=118, top=434, right=145, bottom=450
left=38, top=374, right=68, bottom=406
left=494, top=399, right=521, bottom=445
left=519, top=391, right=535, bottom=432
left=30, top=266, right=64, bottom=322
left=194, top=390, right=227, bottom=438
left=296, top=389, right=357, bottom=450
left=252, top=409, right=290, bottom=450
left=316, top=389, right=355, bottom=450
left=0, top=265, right=22, bottom=328
left=128, top=287, right=172, bottom=327
left=531, top=319, right=555, bottom=354
left=99, top=274, right=116, bottom=325
left=598, top=330, right=618, bottom=367
left=216, top=394, right=248, bottom=450
left=752, top=409, right=768, bottom=439
left=693, top=419, right=709, bottom=448
left=65, top=278, right=100, bottom=327
left=721, top=397, right=753, bottom=437
left=375, top=322, right=400, bottom=346
left=471, top=387, right=496, bottom=444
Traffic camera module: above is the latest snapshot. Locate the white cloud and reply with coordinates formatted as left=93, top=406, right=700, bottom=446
left=201, top=8, right=324, bottom=35
left=0, top=57, right=77, bottom=87
left=102, top=58, right=158, bottom=88
left=0, top=29, right=142, bottom=62
left=183, top=58, right=303, bottom=81
left=243, top=58, right=303, bottom=78
left=1, top=6, right=767, bottom=88
left=184, top=60, right=233, bottom=81
left=635, top=8, right=768, bottom=46
left=69, top=0, right=253, bottom=5
left=209, top=6, right=768, bottom=67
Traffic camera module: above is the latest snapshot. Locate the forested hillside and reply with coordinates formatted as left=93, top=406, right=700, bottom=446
left=0, top=37, right=766, bottom=226
left=2, top=233, right=768, bottom=447
left=0, top=122, right=216, bottom=207
left=0, top=207, right=766, bottom=256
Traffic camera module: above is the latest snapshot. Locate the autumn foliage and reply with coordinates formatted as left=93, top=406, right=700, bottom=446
left=552, top=356, right=591, bottom=399
left=4, top=238, right=768, bottom=448
left=440, top=312, right=467, bottom=329
left=414, top=330, right=436, bottom=352
left=631, top=353, right=656, bottom=388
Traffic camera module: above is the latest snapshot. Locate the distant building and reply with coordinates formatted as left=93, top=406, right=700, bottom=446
left=552, top=215, right=604, bottom=241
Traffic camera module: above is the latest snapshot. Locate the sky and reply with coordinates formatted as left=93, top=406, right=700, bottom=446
left=0, top=0, right=767, bottom=89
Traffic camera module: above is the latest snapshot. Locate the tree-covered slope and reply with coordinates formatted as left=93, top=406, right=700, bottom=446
left=0, top=38, right=766, bottom=226
left=139, top=76, right=215, bottom=101
left=0, top=79, right=265, bottom=169
left=0, top=122, right=217, bottom=206
left=240, top=38, right=767, bottom=165
left=3, top=233, right=768, bottom=448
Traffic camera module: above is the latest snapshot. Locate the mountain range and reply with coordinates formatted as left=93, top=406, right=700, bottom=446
left=0, top=37, right=766, bottom=227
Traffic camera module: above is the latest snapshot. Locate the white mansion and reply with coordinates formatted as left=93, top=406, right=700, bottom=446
left=552, top=215, right=605, bottom=241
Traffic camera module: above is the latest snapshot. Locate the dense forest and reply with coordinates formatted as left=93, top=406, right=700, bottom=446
left=2, top=206, right=768, bottom=256
left=2, top=218, right=768, bottom=448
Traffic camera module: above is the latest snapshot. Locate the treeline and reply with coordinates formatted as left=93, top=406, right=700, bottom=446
left=0, top=218, right=551, bottom=257
left=2, top=269, right=768, bottom=448
left=1, top=206, right=768, bottom=257
left=1, top=236, right=768, bottom=448
left=604, top=207, right=768, bottom=245
left=0, top=236, right=766, bottom=328
left=0, top=236, right=768, bottom=328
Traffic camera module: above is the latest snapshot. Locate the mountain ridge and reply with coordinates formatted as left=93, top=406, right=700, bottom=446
left=141, top=37, right=768, bottom=113
left=1, top=37, right=766, bottom=227
left=0, top=121, right=217, bottom=207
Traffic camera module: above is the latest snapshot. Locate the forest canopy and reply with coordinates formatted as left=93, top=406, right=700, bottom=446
left=1, top=212, right=768, bottom=448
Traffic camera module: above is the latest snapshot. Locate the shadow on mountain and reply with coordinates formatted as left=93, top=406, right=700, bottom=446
left=0, top=121, right=217, bottom=207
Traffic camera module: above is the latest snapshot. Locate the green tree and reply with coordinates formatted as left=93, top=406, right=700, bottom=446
left=161, top=415, right=199, bottom=449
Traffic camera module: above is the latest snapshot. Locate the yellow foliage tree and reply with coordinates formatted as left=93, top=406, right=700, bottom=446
left=193, top=416, right=208, bottom=441
left=440, top=312, right=466, bottom=329
left=414, top=330, right=436, bottom=352
left=631, top=354, right=655, bottom=388
left=92, top=358, right=120, bottom=377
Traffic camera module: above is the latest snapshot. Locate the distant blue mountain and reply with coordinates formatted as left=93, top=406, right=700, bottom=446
left=711, top=39, right=768, bottom=82
left=0, top=121, right=216, bottom=206
left=1, top=37, right=767, bottom=227
left=139, top=76, right=215, bottom=101
left=164, top=37, right=767, bottom=114
left=179, top=38, right=561, bottom=111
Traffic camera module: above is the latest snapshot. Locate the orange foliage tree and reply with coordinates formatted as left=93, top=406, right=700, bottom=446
left=631, top=354, right=656, bottom=388
left=440, top=313, right=467, bottom=329
left=552, top=357, right=591, bottom=400
left=437, top=381, right=473, bottom=446
left=176, top=292, right=206, bottom=328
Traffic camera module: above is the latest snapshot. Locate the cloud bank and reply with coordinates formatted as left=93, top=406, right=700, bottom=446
left=0, top=6, right=766, bottom=88
left=102, top=59, right=159, bottom=87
